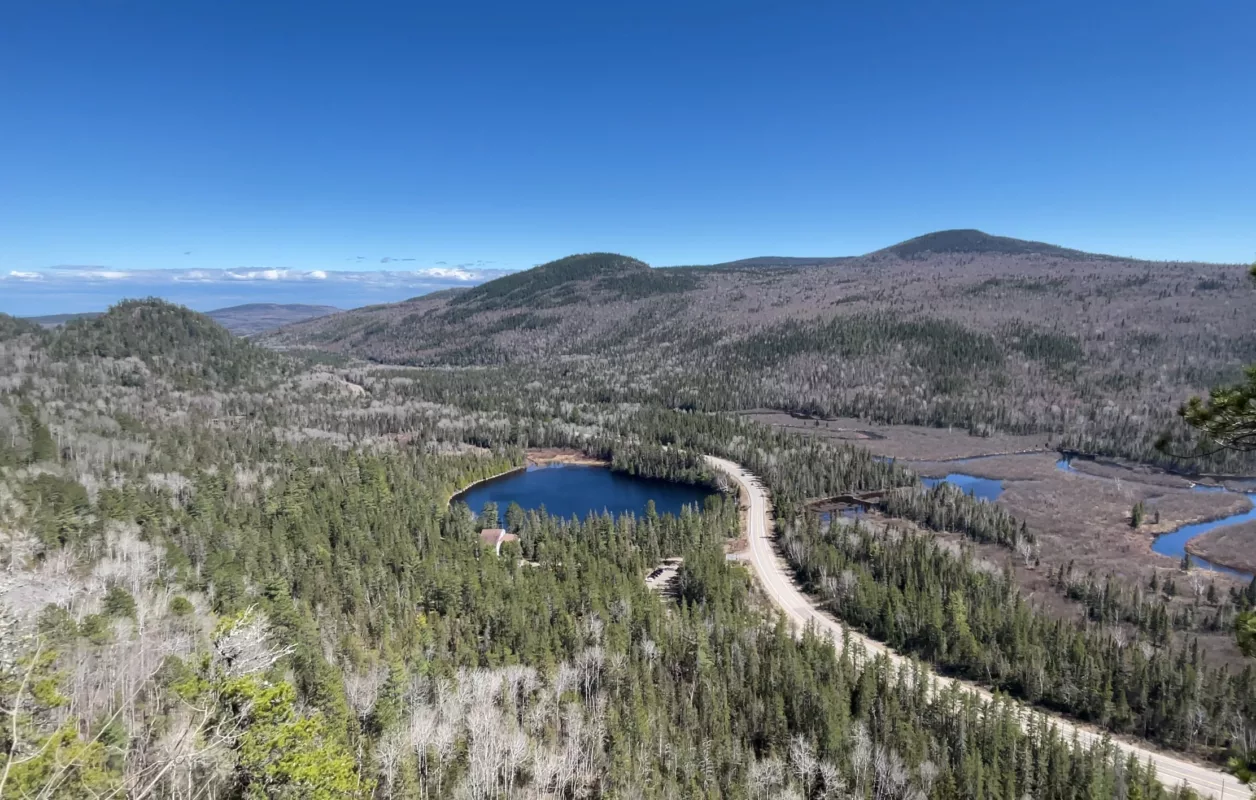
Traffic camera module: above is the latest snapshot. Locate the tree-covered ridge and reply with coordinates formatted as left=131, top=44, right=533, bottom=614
left=675, top=255, right=851, bottom=270
left=264, top=247, right=1256, bottom=473
left=0, top=312, right=45, bottom=341
left=449, top=252, right=664, bottom=311
left=729, top=313, right=1011, bottom=397
left=672, top=229, right=1118, bottom=266
left=879, top=228, right=1121, bottom=260
left=48, top=298, right=289, bottom=389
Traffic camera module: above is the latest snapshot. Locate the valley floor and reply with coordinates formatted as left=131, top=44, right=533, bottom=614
left=1190, top=522, right=1256, bottom=577
left=743, top=411, right=1254, bottom=668
left=706, top=456, right=1253, bottom=800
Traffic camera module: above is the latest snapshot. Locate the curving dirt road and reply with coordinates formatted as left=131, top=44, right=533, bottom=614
left=706, top=455, right=1252, bottom=800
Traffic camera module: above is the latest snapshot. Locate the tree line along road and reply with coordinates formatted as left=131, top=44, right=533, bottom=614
left=704, top=456, right=1253, bottom=800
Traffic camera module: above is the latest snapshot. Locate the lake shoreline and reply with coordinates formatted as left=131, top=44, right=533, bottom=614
left=449, top=448, right=612, bottom=507
left=447, top=464, right=527, bottom=507
left=526, top=447, right=610, bottom=468
left=453, top=455, right=715, bottom=520
left=780, top=417, right=1256, bottom=581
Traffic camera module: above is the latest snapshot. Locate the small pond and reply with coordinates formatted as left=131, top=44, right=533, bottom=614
left=921, top=473, right=1004, bottom=502
left=820, top=472, right=1003, bottom=525
left=452, top=464, right=717, bottom=520
left=819, top=507, right=867, bottom=524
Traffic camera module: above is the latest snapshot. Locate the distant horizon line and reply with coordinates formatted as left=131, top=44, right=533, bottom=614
left=3, top=227, right=1248, bottom=318
left=5, top=228, right=1251, bottom=279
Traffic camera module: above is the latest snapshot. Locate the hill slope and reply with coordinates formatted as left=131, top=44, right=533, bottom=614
left=262, top=231, right=1253, bottom=471
left=878, top=229, right=1121, bottom=260
left=0, top=313, right=46, bottom=341
left=206, top=303, right=341, bottom=335
left=50, top=299, right=287, bottom=388
left=671, top=229, right=1121, bottom=268
left=447, top=252, right=693, bottom=311
left=678, top=256, right=854, bottom=270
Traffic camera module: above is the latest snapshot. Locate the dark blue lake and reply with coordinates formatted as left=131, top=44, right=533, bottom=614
left=452, top=464, right=717, bottom=520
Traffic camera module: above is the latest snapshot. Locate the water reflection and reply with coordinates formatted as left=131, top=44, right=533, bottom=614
left=921, top=473, right=1004, bottom=502
left=452, top=464, right=716, bottom=520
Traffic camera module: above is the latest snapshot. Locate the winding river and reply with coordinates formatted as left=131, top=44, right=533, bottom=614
left=918, top=456, right=1254, bottom=580
left=1054, top=457, right=1255, bottom=580
left=836, top=453, right=1253, bottom=578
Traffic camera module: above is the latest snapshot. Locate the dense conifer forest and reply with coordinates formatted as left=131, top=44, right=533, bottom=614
left=1, top=292, right=1252, bottom=798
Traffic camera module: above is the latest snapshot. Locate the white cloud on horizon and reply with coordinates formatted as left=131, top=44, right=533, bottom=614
left=0, top=265, right=514, bottom=288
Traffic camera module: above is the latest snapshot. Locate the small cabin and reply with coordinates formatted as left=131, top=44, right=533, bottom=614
left=479, top=528, right=519, bottom=555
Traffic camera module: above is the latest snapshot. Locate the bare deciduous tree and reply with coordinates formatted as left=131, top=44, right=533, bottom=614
left=213, top=606, right=293, bottom=678
left=376, top=730, right=406, bottom=800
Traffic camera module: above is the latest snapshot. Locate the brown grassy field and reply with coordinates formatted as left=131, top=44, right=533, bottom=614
left=752, top=415, right=1252, bottom=665
left=745, top=411, right=1250, bottom=578
left=899, top=450, right=1246, bottom=584
left=743, top=411, right=1052, bottom=460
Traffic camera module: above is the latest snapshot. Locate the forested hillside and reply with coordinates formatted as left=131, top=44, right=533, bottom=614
left=0, top=313, right=44, bottom=340
left=875, top=229, right=1124, bottom=260
left=263, top=233, right=1256, bottom=473
left=1, top=298, right=1232, bottom=798
left=49, top=299, right=290, bottom=389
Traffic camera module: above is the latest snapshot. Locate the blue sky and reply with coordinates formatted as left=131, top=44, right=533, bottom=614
left=2, top=0, right=1253, bottom=314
